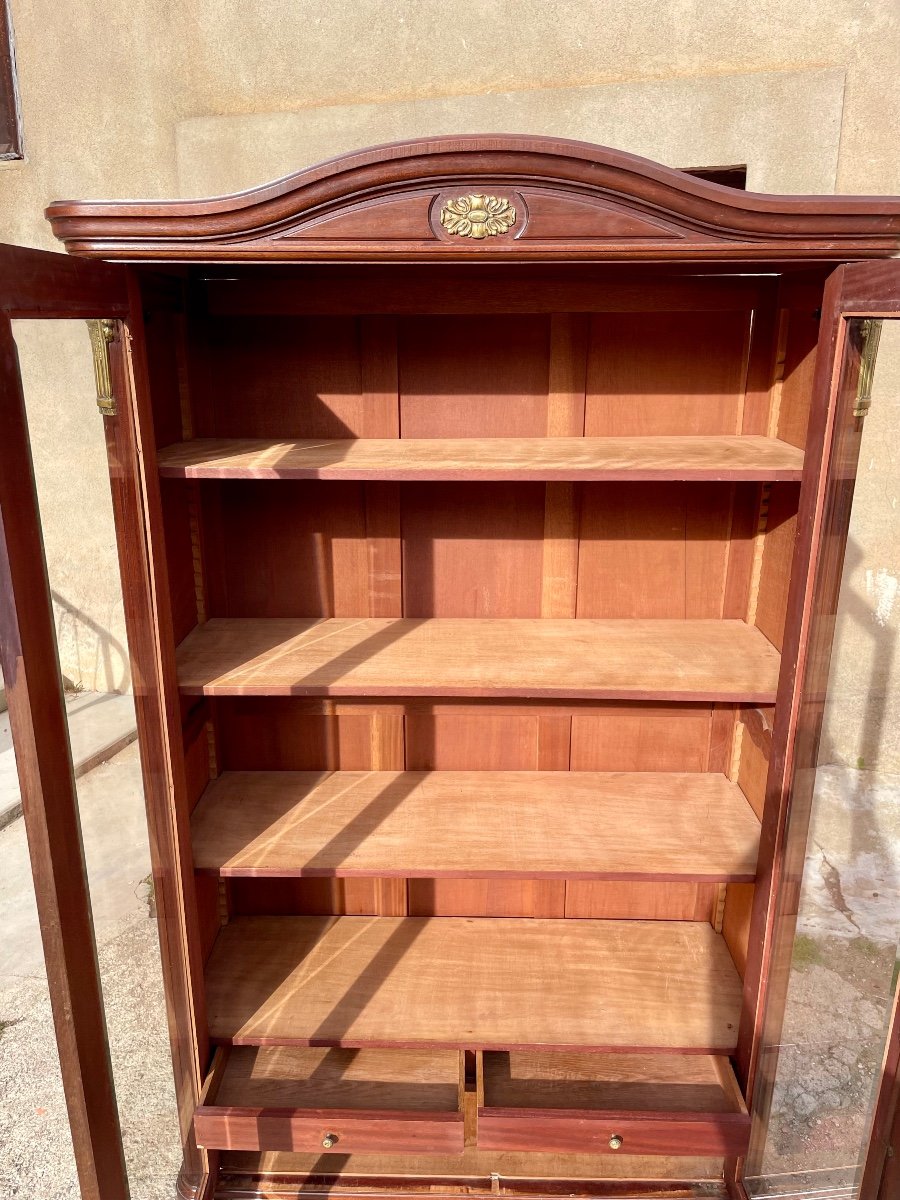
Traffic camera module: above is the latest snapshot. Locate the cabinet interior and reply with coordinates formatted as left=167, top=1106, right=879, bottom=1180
left=139, top=262, right=824, bottom=1196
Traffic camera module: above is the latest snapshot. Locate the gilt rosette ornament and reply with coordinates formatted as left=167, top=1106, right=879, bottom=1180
left=440, top=194, right=517, bottom=239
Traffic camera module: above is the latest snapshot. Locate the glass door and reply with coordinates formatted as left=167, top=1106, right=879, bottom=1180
left=744, top=264, right=900, bottom=1200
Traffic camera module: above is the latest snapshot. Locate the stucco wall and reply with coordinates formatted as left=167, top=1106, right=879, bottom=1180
left=1, top=0, right=898, bottom=765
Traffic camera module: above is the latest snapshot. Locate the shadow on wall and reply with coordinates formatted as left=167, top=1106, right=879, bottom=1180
left=52, top=589, right=131, bottom=694
left=818, top=537, right=896, bottom=774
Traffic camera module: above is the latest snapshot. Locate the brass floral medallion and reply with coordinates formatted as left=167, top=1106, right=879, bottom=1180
left=440, top=194, right=517, bottom=239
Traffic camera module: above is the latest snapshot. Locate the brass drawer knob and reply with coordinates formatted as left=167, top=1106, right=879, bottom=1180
left=608, top=1134, right=623, bottom=1150
left=322, top=1133, right=339, bottom=1149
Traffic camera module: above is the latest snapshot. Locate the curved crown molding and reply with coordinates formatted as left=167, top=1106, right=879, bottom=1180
left=45, top=134, right=900, bottom=261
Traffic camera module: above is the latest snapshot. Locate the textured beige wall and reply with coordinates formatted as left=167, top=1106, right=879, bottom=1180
left=0, top=1, right=898, bottom=769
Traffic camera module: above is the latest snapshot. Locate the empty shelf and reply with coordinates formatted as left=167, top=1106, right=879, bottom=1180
left=176, top=617, right=781, bottom=701
left=205, top=916, right=743, bottom=1053
left=191, top=770, right=760, bottom=881
left=194, top=1046, right=465, bottom=1155
left=157, top=434, right=805, bottom=482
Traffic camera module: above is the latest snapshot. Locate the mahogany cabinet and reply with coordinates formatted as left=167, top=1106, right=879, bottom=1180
left=9, top=136, right=900, bottom=1199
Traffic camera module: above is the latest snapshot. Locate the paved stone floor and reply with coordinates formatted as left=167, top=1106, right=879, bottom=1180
left=0, top=742, right=181, bottom=1199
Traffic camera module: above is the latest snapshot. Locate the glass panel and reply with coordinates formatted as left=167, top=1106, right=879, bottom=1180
left=0, top=320, right=181, bottom=1197
left=746, top=318, right=900, bottom=1199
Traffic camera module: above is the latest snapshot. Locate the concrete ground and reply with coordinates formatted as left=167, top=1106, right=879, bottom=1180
left=0, top=740, right=182, bottom=1199
left=748, top=765, right=900, bottom=1196
left=0, top=690, right=138, bottom=831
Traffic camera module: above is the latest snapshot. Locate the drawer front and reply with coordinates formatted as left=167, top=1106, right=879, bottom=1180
left=195, top=1106, right=464, bottom=1154
left=478, top=1109, right=750, bottom=1157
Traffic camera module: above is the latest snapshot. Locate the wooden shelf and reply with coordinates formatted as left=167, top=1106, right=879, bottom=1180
left=481, top=1051, right=744, bottom=1114
left=205, top=916, right=743, bottom=1053
left=478, top=1050, right=750, bottom=1156
left=194, top=1046, right=465, bottom=1155
left=157, top=435, right=804, bottom=482
left=176, top=617, right=781, bottom=701
left=191, top=770, right=760, bottom=881
left=212, top=1046, right=461, bottom=1111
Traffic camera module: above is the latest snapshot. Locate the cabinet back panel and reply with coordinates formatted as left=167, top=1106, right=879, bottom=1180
left=570, top=707, right=721, bottom=773
left=196, top=316, right=371, bottom=439
left=585, top=311, right=751, bottom=436
left=216, top=701, right=403, bottom=771
left=213, top=699, right=722, bottom=775
left=187, top=305, right=759, bottom=445
left=199, top=481, right=757, bottom=623
left=402, top=482, right=546, bottom=617
left=565, top=881, right=718, bottom=921
left=203, top=481, right=371, bottom=618
left=576, top=483, right=749, bottom=619
left=397, top=315, right=552, bottom=437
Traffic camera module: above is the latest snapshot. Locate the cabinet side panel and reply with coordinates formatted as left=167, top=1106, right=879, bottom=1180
left=722, top=882, right=755, bottom=978
left=777, top=308, right=820, bottom=449
left=110, top=282, right=208, bottom=1182
left=754, top=483, right=802, bottom=652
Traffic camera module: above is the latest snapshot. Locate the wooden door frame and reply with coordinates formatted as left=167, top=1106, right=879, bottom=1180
left=0, top=245, right=131, bottom=1200
left=860, top=977, right=900, bottom=1200
left=0, top=243, right=210, bottom=1199
left=733, top=258, right=900, bottom=1194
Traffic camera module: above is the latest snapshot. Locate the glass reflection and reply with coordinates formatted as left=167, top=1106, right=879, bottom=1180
left=746, top=319, right=900, bottom=1198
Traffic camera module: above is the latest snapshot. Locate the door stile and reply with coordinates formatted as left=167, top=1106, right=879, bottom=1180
left=0, top=311, right=130, bottom=1200
left=105, top=276, right=212, bottom=1194
left=735, top=264, right=851, bottom=1102
left=736, top=259, right=900, bottom=1183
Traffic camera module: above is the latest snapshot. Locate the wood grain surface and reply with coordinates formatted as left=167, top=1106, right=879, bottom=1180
left=205, top=916, right=743, bottom=1052
left=157, top=435, right=804, bottom=482
left=481, top=1051, right=744, bottom=1113
left=191, top=770, right=760, bottom=881
left=176, top=617, right=782, bottom=701
left=212, top=1046, right=460, bottom=1111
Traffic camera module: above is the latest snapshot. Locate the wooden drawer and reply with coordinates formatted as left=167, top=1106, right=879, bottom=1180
left=477, top=1051, right=750, bottom=1157
left=194, top=1046, right=465, bottom=1154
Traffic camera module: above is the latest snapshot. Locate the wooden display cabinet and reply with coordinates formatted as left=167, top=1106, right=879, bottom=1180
left=3, top=135, right=900, bottom=1200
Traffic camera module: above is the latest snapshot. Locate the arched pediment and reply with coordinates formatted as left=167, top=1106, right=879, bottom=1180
left=46, top=134, right=900, bottom=261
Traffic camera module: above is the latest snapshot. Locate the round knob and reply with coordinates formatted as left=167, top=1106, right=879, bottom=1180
left=608, top=1134, right=623, bottom=1150
left=322, top=1133, right=338, bottom=1149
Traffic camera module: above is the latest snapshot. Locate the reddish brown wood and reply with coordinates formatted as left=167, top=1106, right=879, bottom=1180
left=0, top=241, right=128, bottom=317
left=202, top=265, right=772, bottom=316
left=45, top=136, right=900, bottom=261
left=104, top=277, right=212, bottom=1190
left=737, top=262, right=900, bottom=1116
left=0, top=312, right=129, bottom=1200
left=195, top=1108, right=464, bottom=1154
left=477, top=1111, right=749, bottom=1157
left=21, top=141, right=900, bottom=1199
left=860, top=979, right=900, bottom=1200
